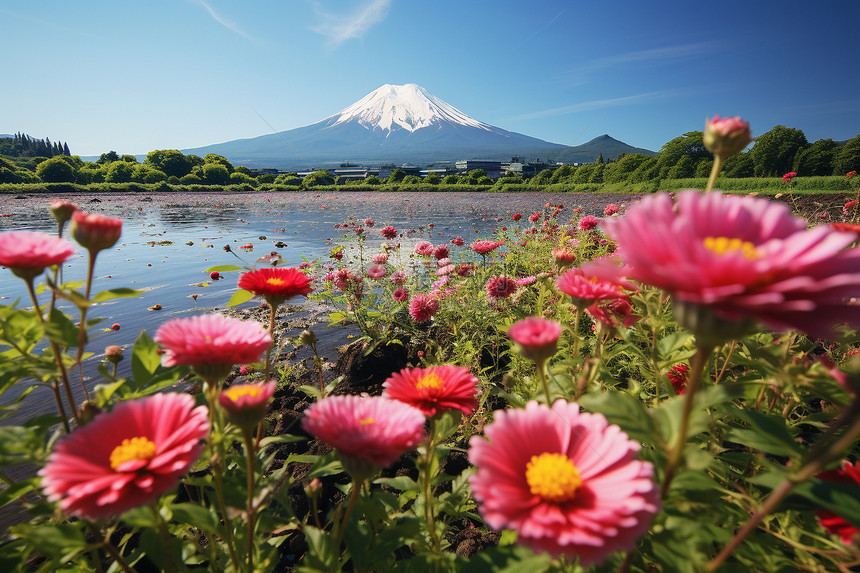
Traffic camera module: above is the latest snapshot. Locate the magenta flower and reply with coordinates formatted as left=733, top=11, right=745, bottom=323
left=415, top=241, right=434, bottom=256
left=485, top=275, right=518, bottom=300
left=452, top=236, right=465, bottom=246
left=409, top=293, right=439, bottom=322
left=71, top=211, right=122, bottom=253
left=578, top=215, right=601, bottom=231
left=392, top=286, right=408, bottom=301
left=468, top=400, right=659, bottom=563
left=433, top=244, right=450, bottom=260
left=219, top=380, right=276, bottom=431
left=381, top=225, right=397, bottom=239
left=603, top=203, right=620, bottom=216
left=471, top=239, right=504, bottom=255
left=508, top=318, right=562, bottom=363
left=367, top=264, right=387, bottom=279
left=154, top=314, right=272, bottom=377
left=555, top=267, right=625, bottom=310
left=390, top=269, right=408, bottom=285
left=372, top=253, right=389, bottom=264
left=383, top=365, right=480, bottom=417
left=0, top=231, right=76, bottom=279
left=39, top=393, right=209, bottom=521
left=302, top=395, right=425, bottom=470
left=602, top=190, right=860, bottom=338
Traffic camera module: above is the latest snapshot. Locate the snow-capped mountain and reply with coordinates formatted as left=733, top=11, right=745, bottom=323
left=324, top=83, right=497, bottom=134
left=181, top=84, right=648, bottom=169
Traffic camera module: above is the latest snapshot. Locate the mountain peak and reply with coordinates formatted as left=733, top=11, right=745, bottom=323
left=324, top=83, right=495, bottom=134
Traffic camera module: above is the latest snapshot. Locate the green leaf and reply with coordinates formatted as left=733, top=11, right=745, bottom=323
left=204, top=264, right=244, bottom=273
left=91, top=288, right=143, bottom=303
left=750, top=469, right=860, bottom=528
left=227, top=288, right=254, bottom=307
left=131, top=330, right=161, bottom=388
left=0, top=477, right=37, bottom=507
left=168, top=503, right=220, bottom=534
left=461, top=543, right=552, bottom=572
left=721, top=407, right=804, bottom=457
left=374, top=475, right=420, bottom=492
left=578, top=390, right=662, bottom=446
left=43, top=307, right=80, bottom=347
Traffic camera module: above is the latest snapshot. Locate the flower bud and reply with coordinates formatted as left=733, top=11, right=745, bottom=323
left=71, top=211, right=122, bottom=253
left=508, top=317, right=562, bottom=365
left=703, top=115, right=752, bottom=159
left=218, top=381, right=276, bottom=432
left=297, top=329, right=317, bottom=347
left=104, top=345, right=124, bottom=364
left=49, top=200, right=77, bottom=225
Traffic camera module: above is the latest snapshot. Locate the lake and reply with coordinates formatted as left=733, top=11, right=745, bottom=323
left=0, top=190, right=630, bottom=415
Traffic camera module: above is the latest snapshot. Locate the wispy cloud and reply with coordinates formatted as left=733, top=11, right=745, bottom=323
left=190, top=0, right=256, bottom=42
left=510, top=91, right=673, bottom=121
left=558, top=42, right=719, bottom=84
left=311, top=0, right=392, bottom=47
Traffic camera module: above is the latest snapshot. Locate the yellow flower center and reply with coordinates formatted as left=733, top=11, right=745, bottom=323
left=110, top=436, right=157, bottom=471
left=266, top=277, right=287, bottom=287
left=703, top=236, right=760, bottom=259
left=525, top=452, right=582, bottom=503
left=223, top=385, right=262, bottom=402
left=359, top=417, right=375, bottom=425
left=415, top=373, right=445, bottom=391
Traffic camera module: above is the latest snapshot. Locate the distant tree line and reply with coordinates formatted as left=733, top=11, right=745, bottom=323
left=1, top=125, right=858, bottom=188
left=0, top=133, right=70, bottom=159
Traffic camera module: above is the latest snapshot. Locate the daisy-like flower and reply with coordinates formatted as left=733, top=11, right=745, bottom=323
left=436, top=264, right=455, bottom=276
left=555, top=267, right=625, bottom=310
left=529, top=212, right=541, bottom=223
left=471, top=239, right=504, bottom=255
left=415, top=241, right=434, bottom=256
left=602, top=190, right=860, bottom=339
left=409, top=293, right=439, bottom=322
left=603, top=203, right=620, bottom=216
left=508, top=318, right=562, bottom=364
left=302, top=395, right=425, bottom=477
left=512, top=213, right=522, bottom=222
left=815, top=461, right=860, bottom=543
left=39, top=392, right=209, bottom=521
left=452, top=236, right=465, bottom=246
left=433, top=244, right=450, bottom=260
left=381, top=225, right=397, bottom=239
left=367, top=264, right=387, bottom=279
left=468, top=400, right=659, bottom=564
left=0, top=231, right=76, bottom=280
left=238, top=267, right=313, bottom=306
left=383, top=365, right=479, bottom=417
left=71, top=211, right=122, bottom=253
left=390, top=269, right=408, bottom=285
left=154, top=314, right=272, bottom=383
left=392, top=286, right=408, bottom=302
left=364, top=218, right=375, bottom=227
left=577, top=215, right=601, bottom=231
left=219, top=380, right=276, bottom=432
left=372, top=253, right=389, bottom=264
left=517, top=275, right=537, bottom=286
left=552, top=248, right=576, bottom=267
left=456, top=264, right=474, bottom=277
left=587, top=296, right=640, bottom=329
left=486, top=275, right=518, bottom=300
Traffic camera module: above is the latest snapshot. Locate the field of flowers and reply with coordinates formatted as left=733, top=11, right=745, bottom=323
left=2, top=117, right=860, bottom=572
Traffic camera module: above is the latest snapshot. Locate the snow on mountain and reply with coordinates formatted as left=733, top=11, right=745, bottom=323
left=324, top=83, right=497, bottom=134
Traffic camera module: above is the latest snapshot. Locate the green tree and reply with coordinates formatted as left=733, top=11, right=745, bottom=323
left=204, top=154, right=234, bottom=173
left=105, top=161, right=134, bottom=183
left=200, top=163, right=229, bottom=185
left=132, top=165, right=167, bottom=183
left=121, top=154, right=137, bottom=163
left=365, top=175, right=383, bottom=185
left=35, top=156, right=76, bottom=182
left=441, top=174, right=460, bottom=184
left=628, top=157, right=659, bottom=183
left=750, top=125, right=809, bottom=177
left=833, top=135, right=860, bottom=176
left=550, top=164, right=576, bottom=183
left=229, top=172, right=256, bottom=185
left=793, top=138, right=838, bottom=176
left=403, top=174, right=422, bottom=184
left=722, top=152, right=755, bottom=177
left=96, top=151, right=120, bottom=165
left=234, top=166, right=253, bottom=176
left=666, top=155, right=697, bottom=179
left=530, top=168, right=555, bottom=185
left=145, top=149, right=193, bottom=178
left=274, top=172, right=302, bottom=186
left=602, top=153, right=650, bottom=183
left=302, top=170, right=335, bottom=187
left=77, top=166, right=105, bottom=184
left=423, top=172, right=441, bottom=185
left=465, top=169, right=487, bottom=185
left=387, top=169, right=407, bottom=183
left=656, top=132, right=711, bottom=178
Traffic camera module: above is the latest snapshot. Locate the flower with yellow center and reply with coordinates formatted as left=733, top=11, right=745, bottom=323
left=525, top=452, right=582, bottom=503
left=415, top=372, right=445, bottom=391
left=110, top=436, right=157, bottom=471
left=703, top=236, right=760, bottom=259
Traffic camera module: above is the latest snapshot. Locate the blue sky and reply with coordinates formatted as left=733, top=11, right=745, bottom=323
left=1, top=0, right=858, bottom=158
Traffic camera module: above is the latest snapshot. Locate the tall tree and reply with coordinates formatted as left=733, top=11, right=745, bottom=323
left=750, top=125, right=809, bottom=177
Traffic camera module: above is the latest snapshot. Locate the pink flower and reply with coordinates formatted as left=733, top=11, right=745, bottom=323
left=409, top=293, right=440, bottom=322
left=603, top=203, right=620, bottom=216
left=238, top=267, right=313, bottom=306
left=555, top=267, right=625, bottom=309
left=508, top=318, right=562, bottom=363
left=456, top=263, right=474, bottom=277
left=587, top=296, right=640, bottom=328
left=843, top=200, right=857, bottom=216
left=437, top=257, right=451, bottom=266
left=390, top=269, right=408, bottom=285
left=485, top=275, right=518, bottom=300
left=415, top=241, right=434, bottom=256
left=529, top=212, right=541, bottom=223
left=0, top=231, right=76, bottom=279
left=49, top=200, right=77, bottom=224
left=703, top=115, right=752, bottom=158
left=430, top=275, right=450, bottom=292
left=71, top=211, right=122, bottom=252
left=383, top=365, right=480, bottom=417
left=602, top=190, right=860, bottom=338
left=381, top=226, right=397, bottom=239
left=516, top=275, right=536, bottom=286
left=471, top=239, right=504, bottom=255
left=39, top=393, right=209, bottom=521
left=552, top=248, right=576, bottom=266
left=782, top=171, right=798, bottom=181
left=815, top=461, right=860, bottom=543
left=364, top=218, right=375, bottom=227
left=302, top=395, right=425, bottom=469
left=367, top=264, right=387, bottom=279
left=436, top=264, right=455, bottom=276
left=468, top=400, right=659, bottom=563
left=452, top=236, right=465, bottom=246
left=392, top=286, right=408, bottom=301
left=219, top=380, right=276, bottom=431
left=433, top=244, right=450, bottom=260
left=578, top=215, right=601, bottom=231
left=372, top=253, right=389, bottom=264
left=154, top=314, right=272, bottom=372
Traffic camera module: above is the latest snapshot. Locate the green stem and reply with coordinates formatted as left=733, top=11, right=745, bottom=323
left=335, top=480, right=362, bottom=550
left=660, top=345, right=711, bottom=498
left=705, top=155, right=723, bottom=193
left=422, top=418, right=442, bottom=554
left=243, top=430, right=257, bottom=573
left=150, top=506, right=185, bottom=572
left=89, top=526, right=137, bottom=573
left=24, top=278, right=74, bottom=430
left=536, top=360, right=552, bottom=404
left=707, top=399, right=860, bottom=571
left=206, top=399, right=242, bottom=572
left=74, top=252, right=98, bottom=401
